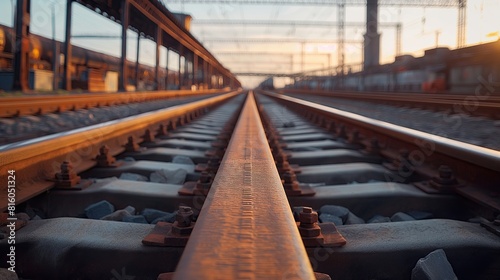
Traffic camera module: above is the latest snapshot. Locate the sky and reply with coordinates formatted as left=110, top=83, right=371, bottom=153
left=1, top=0, right=500, bottom=88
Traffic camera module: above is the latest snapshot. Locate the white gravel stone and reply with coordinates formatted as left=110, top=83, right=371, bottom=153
left=123, top=206, right=136, bottom=215
left=345, top=212, right=365, bottom=224
left=319, top=205, right=350, bottom=222
left=319, top=213, right=343, bottom=225
left=0, top=268, right=18, bottom=280
left=407, top=211, right=434, bottom=220
left=122, top=215, right=148, bottom=224
left=119, top=173, right=148, bottom=182
left=141, top=208, right=172, bottom=223
left=172, top=155, right=195, bottom=166
left=368, top=215, right=391, bottom=223
left=85, top=200, right=115, bottom=219
left=100, top=209, right=132, bottom=221
left=411, top=249, right=457, bottom=280
left=151, top=213, right=177, bottom=224
left=150, top=169, right=187, bottom=184
left=391, top=212, right=416, bottom=222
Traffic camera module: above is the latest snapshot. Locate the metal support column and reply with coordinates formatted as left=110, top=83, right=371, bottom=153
left=12, top=0, right=31, bottom=91
left=337, top=0, right=345, bottom=77
left=155, top=26, right=162, bottom=90
left=184, top=53, right=189, bottom=88
left=62, top=0, right=73, bottom=90
left=363, top=0, right=380, bottom=70
left=206, top=64, right=210, bottom=89
left=300, top=42, right=305, bottom=73
left=165, top=48, right=169, bottom=89
left=203, top=60, right=208, bottom=89
left=178, top=49, right=182, bottom=89
left=193, top=53, right=198, bottom=89
left=51, top=2, right=59, bottom=91
left=135, top=33, right=140, bottom=90
left=119, top=0, right=129, bottom=91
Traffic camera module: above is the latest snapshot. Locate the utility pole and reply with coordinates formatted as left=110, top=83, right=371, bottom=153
left=12, top=0, right=31, bottom=91
left=301, top=42, right=305, bottom=72
left=435, top=30, right=441, bottom=48
left=10, top=0, right=16, bottom=54
left=396, top=23, right=401, bottom=56
left=51, top=1, right=59, bottom=91
left=337, top=0, right=345, bottom=76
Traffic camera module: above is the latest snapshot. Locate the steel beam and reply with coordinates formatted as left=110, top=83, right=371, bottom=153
left=62, top=0, right=73, bottom=91
left=178, top=48, right=182, bottom=89
left=51, top=0, right=59, bottom=92
left=193, top=53, right=198, bottom=87
left=184, top=52, right=189, bottom=88
left=127, top=0, right=238, bottom=86
left=165, top=48, right=169, bottom=89
left=203, top=60, right=208, bottom=88
left=119, top=0, right=130, bottom=91
left=135, top=33, right=140, bottom=90
left=155, top=26, right=162, bottom=90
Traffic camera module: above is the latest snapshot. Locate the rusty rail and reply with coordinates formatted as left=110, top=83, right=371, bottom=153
left=281, top=89, right=500, bottom=119
left=174, top=91, right=315, bottom=279
left=0, top=90, right=241, bottom=211
left=0, top=89, right=231, bottom=117
left=259, top=90, right=500, bottom=212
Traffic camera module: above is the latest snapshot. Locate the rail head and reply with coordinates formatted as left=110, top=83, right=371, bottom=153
left=0, top=89, right=232, bottom=117
left=173, top=91, right=315, bottom=279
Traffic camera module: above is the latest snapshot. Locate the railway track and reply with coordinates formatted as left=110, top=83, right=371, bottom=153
left=1, top=90, right=500, bottom=279
left=0, top=89, right=230, bottom=118
left=282, top=88, right=500, bottom=119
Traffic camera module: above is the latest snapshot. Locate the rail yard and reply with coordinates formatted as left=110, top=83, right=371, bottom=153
left=1, top=0, right=500, bottom=279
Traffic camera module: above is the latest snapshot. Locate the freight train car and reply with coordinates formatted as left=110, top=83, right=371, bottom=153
left=258, top=76, right=275, bottom=90
left=289, top=41, right=500, bottom=94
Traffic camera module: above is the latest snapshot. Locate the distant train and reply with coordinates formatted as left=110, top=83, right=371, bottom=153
left=0, top=24, right=184, bottom=92
left=288, top=41, right=500, bottom=94
left=258, top=77, right=274, bottom=90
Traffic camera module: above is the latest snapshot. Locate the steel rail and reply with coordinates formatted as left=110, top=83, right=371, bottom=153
left=282, top=88, right=500, bottom=101
left=260, top=90, right=500, bottom=211
left=281, top=89, right=500, bottom=118
left=263, top=90, right=500, bottom=172
left=0, top=89, right=231, bottom=117
left=173, top=91, right=315, bottom=279
left=0, top=90, right=241, bottom=211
